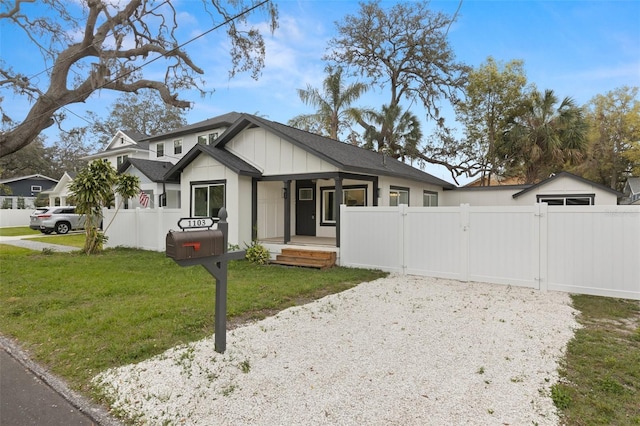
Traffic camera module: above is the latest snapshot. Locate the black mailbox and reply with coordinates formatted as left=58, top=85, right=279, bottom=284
left=166, top=229, right=224, bottom=260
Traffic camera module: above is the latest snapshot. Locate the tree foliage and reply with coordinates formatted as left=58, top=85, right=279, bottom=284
left=326, top=0, right=467, bottom=158
left=88, top=90, right=188, bottom=147
left=501, top=89, right=588, bottom=183
left=288, top=66, right=367, bottom=140
left=0, top=129, right=95, bottom=179
left=447, top=57, right=529, bottom=185
left=0, top=0, right=278, bottom=157
left=69, top=159, right=139, bottom=254
left=357, top=104, right=422, bottom=162
left=574, top=86, right=640, bottom=190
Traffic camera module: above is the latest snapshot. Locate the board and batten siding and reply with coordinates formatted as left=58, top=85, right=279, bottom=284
left=179, top=153, right=247, bottom=245
left=225, top=128, right=339, bottom=175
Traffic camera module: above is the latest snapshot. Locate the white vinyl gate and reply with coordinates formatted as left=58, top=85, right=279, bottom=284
left=340, top=204, right=640, bottom=300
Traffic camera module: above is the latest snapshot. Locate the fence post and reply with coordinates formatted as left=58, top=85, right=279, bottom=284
left=399, top=204, right=407, bottom=275
left=157, top=207, right=165, bottom=251
left=536, top=203, right=549, bottom=292
left=459, top=204, right=470, bottom=282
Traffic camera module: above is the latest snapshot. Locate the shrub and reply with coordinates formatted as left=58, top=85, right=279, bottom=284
left=17, top=197, right=26, bottom=209
left=245, top=241, right=270, bottom=265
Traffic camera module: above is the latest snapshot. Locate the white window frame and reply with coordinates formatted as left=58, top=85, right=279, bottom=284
left=31, top=185, right=42, bottom=192
left=423, top=190, right=438, bottom=207
left=174, top=139, right=182, bottom=155
left=156, top=142, right=164, bottom=158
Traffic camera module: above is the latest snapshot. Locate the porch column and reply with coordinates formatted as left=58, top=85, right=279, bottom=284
left=335, top=176, right=342, bottom=248
left=283, top=180, right=291, bottom=244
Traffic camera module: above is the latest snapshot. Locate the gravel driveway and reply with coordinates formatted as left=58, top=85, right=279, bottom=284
left=94, top=275, right=579, bottom=425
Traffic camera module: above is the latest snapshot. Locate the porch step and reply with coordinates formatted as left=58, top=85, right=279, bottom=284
left=270, top=248, right=336, bottom=269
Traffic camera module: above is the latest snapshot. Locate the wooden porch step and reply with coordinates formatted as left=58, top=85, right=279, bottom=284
left=270, top=248, right=336, bottom=269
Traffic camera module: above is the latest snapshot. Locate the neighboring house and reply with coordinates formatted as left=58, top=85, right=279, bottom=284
left=465, top=175, right=525, bottom=187
left=142, top=112, right=242, bottom=164
left=442, top=172, right=622, bottom=206
left=42, top=171, right=76, bottom=206
left=0, top=174, right=58, bottom=197
left=163, top=113, right=455, bottom=247
left=117, top=158, right=180, bottom=208
left=621, top=177, right=640, bottom=205
left=83, top=129, right=149, bottom=169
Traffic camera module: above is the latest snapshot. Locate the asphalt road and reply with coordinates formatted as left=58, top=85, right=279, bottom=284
left=0, top=350, right=96, bottom=426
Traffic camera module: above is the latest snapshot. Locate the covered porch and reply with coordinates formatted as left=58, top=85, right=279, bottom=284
left=252, top=171, right=379, bottom=250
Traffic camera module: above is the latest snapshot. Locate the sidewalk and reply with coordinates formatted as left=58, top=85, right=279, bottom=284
left=0, top=234, right=80, bottom=252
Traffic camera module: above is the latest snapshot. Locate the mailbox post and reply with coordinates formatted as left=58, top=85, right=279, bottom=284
left=166, top=207, right=245, bottom=353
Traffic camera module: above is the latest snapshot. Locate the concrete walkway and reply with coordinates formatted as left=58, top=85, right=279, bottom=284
left=0, top=234, right=80, bottom=252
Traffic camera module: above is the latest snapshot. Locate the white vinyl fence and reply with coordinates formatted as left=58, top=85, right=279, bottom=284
left=103, top=207, right=183, bottom=251
left=340, top=204, right=640, bottom=300
left=0, top=208, right=33, bottom=227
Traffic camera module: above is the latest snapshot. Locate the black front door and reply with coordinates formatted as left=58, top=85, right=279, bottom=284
left=295, top=180, right=316, bottom=236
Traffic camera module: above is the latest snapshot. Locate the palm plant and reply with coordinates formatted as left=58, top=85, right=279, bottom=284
left=288, top=66, right=368, bottom=140
left=501, top=89, right=587, bottom=183
left=357, top=104, right=423, bottom=162
left=70, top=160, right=140, bottom=254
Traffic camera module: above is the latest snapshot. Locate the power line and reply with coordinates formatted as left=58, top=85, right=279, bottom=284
left=6, top=0, right=272, bottom=135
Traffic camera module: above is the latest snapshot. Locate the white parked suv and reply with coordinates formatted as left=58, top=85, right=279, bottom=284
left=29, top=206, right=86, bottom=235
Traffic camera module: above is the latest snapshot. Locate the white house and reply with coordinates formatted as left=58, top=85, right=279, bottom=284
left=83, top=129, right=149, bottom=169
left=162, top=113, right=455, bottom=248
left=441, top=172, right=622, bottom=206
left=621, top=177, right=640, bottom=205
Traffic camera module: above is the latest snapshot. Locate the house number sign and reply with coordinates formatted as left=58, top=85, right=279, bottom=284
left=178, top=217, right=216, bottom=230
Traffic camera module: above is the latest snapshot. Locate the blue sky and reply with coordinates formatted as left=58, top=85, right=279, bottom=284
left=2, top=0, right=639, bottom=183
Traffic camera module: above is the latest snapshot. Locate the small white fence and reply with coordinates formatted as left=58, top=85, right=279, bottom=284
left=0, top=209, right=33, bottom=227
left=103, top=208, right=184, bottom=251
left=340, top=204, right=640, bottom=300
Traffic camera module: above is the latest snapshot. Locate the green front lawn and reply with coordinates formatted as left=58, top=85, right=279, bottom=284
left=0, top=245, right=386, bottom=394
left=554, top=295, right=640, bottom=425
left=0, top=226, right=40, bottom=237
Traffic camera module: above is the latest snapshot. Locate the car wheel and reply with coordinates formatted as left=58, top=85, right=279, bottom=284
left=55, top=222, right=71, bottom=234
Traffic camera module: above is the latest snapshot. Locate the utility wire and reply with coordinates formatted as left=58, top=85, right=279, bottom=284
left=6, top=0, right=271, bottom=134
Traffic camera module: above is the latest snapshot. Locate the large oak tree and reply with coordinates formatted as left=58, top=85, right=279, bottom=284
left=0, top=0, right=277, bottom=157
left=326, top=0, right=467, bottom=179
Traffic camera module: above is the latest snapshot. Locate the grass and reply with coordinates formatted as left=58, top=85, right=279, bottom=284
left=554, top=294, right=640, bottom=425
left=0, top=225, right=86, bottom=248
left=0, top=226, right=40, bottom=237
left=29, top=233, right=86, bottom=248
left=0, top=244, right=386, bottom=396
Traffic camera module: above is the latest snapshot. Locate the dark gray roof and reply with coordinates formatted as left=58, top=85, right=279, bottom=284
left=141, top=112, right=243, bottom=142
left=122, top=130, right=148, bottom=142
left=165, top=144, right=262, bottom=180
left=214, top=114, right=455, bottom=188
left=512, top=171, right=623, bottom=198
left=119, top=158, right=177, bottom=182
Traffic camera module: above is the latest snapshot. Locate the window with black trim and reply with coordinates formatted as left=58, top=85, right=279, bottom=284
left=537, top=194, right=594, bottom=206
left=321, top=186, right=367, bottom=225
left=192, top=182, right=225, bottom=217
left=390, top=186, right=409, bottom=206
